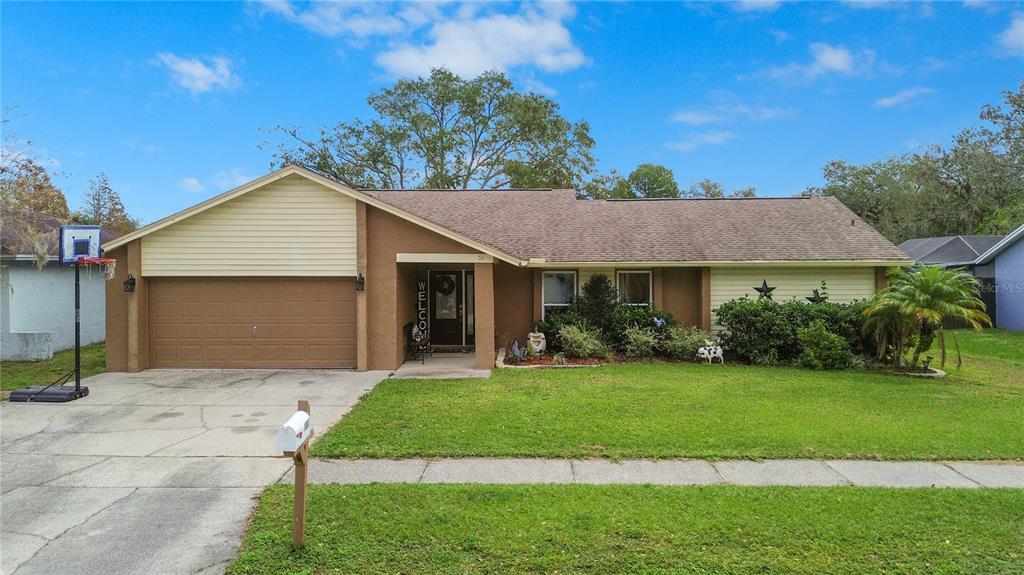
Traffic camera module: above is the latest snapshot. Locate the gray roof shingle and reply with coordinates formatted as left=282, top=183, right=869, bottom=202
left=362, top=189, right=910, bottom=263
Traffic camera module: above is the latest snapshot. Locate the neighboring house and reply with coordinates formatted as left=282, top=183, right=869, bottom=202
left=102, top=165, right=911, bottom=373
left=899, top=234, right=1005, bottom=327
left=899, top=235, right=1004, bottom=266
left=972, top=224, right=1024, bottom=332
left=1, top=212, right=119, bottom=360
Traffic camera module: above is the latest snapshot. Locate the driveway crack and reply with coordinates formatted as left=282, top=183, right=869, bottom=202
left=11, top=487, right=137, bottom=574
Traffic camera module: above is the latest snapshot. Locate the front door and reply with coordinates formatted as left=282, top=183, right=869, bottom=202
left=430, top=270, right=464, bottom=346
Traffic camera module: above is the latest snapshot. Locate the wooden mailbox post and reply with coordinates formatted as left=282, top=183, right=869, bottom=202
left=278, top=400, right=313, bottom=549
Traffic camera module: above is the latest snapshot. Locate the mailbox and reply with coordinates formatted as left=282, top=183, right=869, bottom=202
left=276, top=410, right=312, bottom=453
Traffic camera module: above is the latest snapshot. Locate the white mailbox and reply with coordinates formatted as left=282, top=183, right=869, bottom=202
left=276, top=411, right=313, bottom=453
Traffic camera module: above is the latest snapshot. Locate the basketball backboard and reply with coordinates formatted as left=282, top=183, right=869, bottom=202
left=60, top=225, right=102, bottom=264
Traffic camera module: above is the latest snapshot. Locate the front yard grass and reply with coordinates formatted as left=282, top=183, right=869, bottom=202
left=229, top=484, right=1024, bottom=574
left=0, top=343, right=106, bottom=398
left=313, top=330, right=1024, bottom=460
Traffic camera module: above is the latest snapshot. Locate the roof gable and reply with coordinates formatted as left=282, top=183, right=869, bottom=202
left=101, top=165, right=523, bottom=265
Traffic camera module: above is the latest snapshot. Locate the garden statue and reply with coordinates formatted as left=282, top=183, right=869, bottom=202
left=527, top=331, right=547, bottom=355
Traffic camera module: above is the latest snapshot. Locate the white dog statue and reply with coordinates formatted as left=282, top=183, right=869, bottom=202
left=696, top=344, right=724, bottom=364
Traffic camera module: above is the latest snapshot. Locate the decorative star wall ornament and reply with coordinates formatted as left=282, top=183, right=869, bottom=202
left=754, top=279, right=776, bottom=300
left=806, top=289, right=827, bottom=304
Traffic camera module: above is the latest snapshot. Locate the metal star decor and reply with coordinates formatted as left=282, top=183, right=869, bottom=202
left=806, top=289, right=827, bottom=304
left=753, top=279, right=776, bottom=300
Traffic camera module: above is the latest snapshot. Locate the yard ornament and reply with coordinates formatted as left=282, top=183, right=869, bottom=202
left=753, top=279, right=776, bottom=300
left=696, top=339, right=724, bottom=364
left=527, top=331, right=547, bottom=355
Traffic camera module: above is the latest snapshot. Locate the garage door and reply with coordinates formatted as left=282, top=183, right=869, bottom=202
left=150, top=277, right=356, bottom=368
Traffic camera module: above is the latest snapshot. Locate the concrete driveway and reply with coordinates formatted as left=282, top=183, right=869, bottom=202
left=0, top=368, right=387, bottom=575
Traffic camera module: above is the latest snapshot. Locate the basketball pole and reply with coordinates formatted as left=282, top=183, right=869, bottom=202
left=74, top=259, right=81, bottom=393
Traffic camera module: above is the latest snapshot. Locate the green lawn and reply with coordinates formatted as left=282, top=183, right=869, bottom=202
left=0, top=343, right=106, bottom=398
left=313, top=329, right=1024, bottom=460
left=229, top=484, right=1024, bottom=575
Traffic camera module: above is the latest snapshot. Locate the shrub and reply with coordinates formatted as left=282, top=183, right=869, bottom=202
left=715, top=298, right=868, bottom=365
left=607, top=305, right=675, bottom=352
left=662, top=326, right=713, bottom=361
left=622, top=325, right=657, bottom=359
left=535, top=306, right=588, bottom=353
left=797, top=320, right=854, bottom=370
left=557, top=325, right=605, bottom=359
left=575, top=274, right=619, bottom=332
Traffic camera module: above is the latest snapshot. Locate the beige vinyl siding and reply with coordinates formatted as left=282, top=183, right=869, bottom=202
left=142, top=175, right=357, bottom=276
left=710, top=267, right=875, bottom=327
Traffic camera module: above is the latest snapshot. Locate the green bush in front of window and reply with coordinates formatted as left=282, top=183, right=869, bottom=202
left=557, top=324, right=606, bottom=359
left=622, top=325, right=658, bottom=359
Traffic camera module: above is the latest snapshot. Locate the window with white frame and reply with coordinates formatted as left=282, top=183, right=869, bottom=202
left=617, top=270, right=652, bottom=306
left=542, top=271, right=576, bottom=318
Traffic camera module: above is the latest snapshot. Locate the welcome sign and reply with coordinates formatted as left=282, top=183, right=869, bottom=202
left=416, top=280, right=428, bottom=331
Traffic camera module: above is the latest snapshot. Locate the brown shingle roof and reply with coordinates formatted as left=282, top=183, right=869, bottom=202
left=361, top=189, right=910, bottom=263
left=0, top=210, right=122, bottom=258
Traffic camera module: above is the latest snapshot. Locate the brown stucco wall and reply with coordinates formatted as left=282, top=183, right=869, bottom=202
left=105, top=245, right=129, bottom=372
left=494, top=261, right=535, bottom=346
left=661, top=267, right=702, bottom=328
left=364, top=205, right=479, bottom=370
left=104, top=240, right=149, bottom=372
left=474, top=261, right=496, bottom=369
left=875, top=266, right=889, bottom=291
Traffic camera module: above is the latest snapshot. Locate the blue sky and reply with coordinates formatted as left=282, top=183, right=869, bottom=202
left=3, top=1, right=1023, bottom=224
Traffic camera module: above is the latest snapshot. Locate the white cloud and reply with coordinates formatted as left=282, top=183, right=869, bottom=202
left=765, top=42, right=875, bottom=82
left=770, top=29, right=791, bottom=43
left=997, top=13, right=1024, bottom=57
left=376, top=7, right=587, bottom=77
left=122, top=139, right=159, bottom=154
left=671, top=103, right=790, bottom=125
left=874, top=87, right=935, bottom=109
left=179, top=177, right=204, bottom=193
left=210, top=168, right=256, bottom=190
left=734, top=0, right=780, bottom=12
left=666, top=131, right=737, bottom=152
left=156, top=53, right=240, bottom=96
left=257, top=1, right=586, bottom=78
left=254, top=0, right=404, bottom=37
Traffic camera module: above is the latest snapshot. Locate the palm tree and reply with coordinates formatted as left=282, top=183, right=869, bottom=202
left=862, top=302, right=916, bottom=367
left=865, top=266, right=991, bottom=369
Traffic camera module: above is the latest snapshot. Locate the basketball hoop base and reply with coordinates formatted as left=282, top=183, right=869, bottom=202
left=9, top=386, right=89, bottom=403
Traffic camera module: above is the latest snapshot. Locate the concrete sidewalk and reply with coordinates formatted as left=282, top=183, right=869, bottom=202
left=289, top=457, right=1024, bottom=489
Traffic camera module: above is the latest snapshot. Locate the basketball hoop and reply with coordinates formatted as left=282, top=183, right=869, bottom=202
left=77, top=256, right=116, bottom=280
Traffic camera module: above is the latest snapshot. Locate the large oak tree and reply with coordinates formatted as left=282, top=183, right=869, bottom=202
left=267, top=68, right=595, bottom=190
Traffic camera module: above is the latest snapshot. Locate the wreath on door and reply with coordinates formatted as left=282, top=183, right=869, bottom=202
left=434, top=274, right=456, bottom=296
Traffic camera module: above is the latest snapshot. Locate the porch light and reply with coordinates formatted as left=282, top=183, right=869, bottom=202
left=123, top=274, right=136, bottom=293
left=355, top=273, right=365, bottom=291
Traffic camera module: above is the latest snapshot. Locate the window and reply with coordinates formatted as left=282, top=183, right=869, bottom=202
left=617, top=271, right=652, bottom=306
left=542, top=271, right=576, bottom=318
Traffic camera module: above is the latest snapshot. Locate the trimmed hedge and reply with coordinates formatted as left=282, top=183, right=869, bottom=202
left=714, top=298, right=868, bottom=365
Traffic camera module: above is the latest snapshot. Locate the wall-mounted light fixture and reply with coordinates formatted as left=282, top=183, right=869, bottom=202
left=123, top=274, right=136, bottom=293
left=355, top=272, right=365, bottom=291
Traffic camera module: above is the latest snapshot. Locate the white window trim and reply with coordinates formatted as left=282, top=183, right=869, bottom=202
left=542, top=270, right=577, bottom=319
left=617, top=270, right=653, bottom=306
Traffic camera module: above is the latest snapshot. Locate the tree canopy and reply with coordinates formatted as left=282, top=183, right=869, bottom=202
left=806, top=82, right=1024, bottom=243
left=76, top=172, right=139, bottom=234
left=267, top=68, right=595, bottom=190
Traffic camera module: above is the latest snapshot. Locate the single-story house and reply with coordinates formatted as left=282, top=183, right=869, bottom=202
left=971, top=223, right=1024, bottom=331
left=1, top=211, right=119, bottom=360
left=898, top=234, right=1004, bottom=325
left=101, top=165, right=910, bottom=372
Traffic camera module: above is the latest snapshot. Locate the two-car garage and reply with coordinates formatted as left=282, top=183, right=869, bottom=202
left=105, top=170, right=362, bottom=371
left=148, top=277, right=356, bottom=368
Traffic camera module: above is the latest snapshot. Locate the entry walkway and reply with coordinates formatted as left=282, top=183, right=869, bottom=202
left=291, top=457, right=1024, bottom=489
left=392, top=352, right=490, bottom=379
